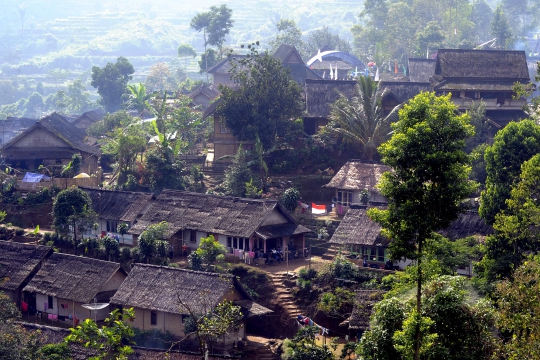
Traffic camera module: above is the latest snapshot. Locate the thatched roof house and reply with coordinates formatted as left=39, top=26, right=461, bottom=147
left=438, top=211, right=493, bottom=240
left=273, top=44, right=320, bottom=85
left=0, top=112, right=100, bottom=173
left=0, top=241, right=53, bottom=303
left=110, top=264, right=271, bottom=338
left=434, top=49, right=529, bottom=80
left=0, top=117, right=37, bottom=147
left=305, top=79, right=356, bottom=119
left=80, top=187, right=154, bottom=244
left=188, top=84, right=220, bottom=110
left=81, top=187, right=154, bottom=224
left=329, top=206, right=389, bottom=248
left=207, top=55, right=247, bottom=88
left=304, top=78, right=356, bottom=134
left=23, top=253, right=127, bottom=322
left=324, top=160, right=390, bottom=205
left=72, top=109, right=105, bottom=131
left=130, top=190, right=311, bottom=255
left=408, top=58, right=436, bottom=83
left=24, top=252, right=126, bottom=304
left=346, top=290, right=385, bottom=333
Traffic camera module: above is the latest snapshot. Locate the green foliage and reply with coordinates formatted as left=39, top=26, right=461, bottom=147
left=65, top=308, right=135, bottom=360
left=358, top=277, right=497, bottom=360
left=317, top=287, right=356, bottom=319
left=217, top=46, right=303, bottom=150
left=60, top=153, right=82, bottom=178
left=188, top=251, right=203, bottom=271
left=281, top=188, right=300, bottom=213
left=190, top=5, right=234, bottom=60
left=360, top=189, right=370, bottom=205
left=180, top=300, right=242, bottom=357
left=102, top=235, right=120, bottom=261
left=476, top=153, right=540, bottom=292
left=125, top=82, right=153, bottom=114
left=52, top=187, right=97, bottom=247
left=470, top=143, right=488, bottom=187
left=91, top=56, right=135, bottom=112
left=491, top=5, right=513, bottom=49
left=282, top=326, right=336, bottom=360
left=368, top=92, right=474, bottom=359
left=0, top=291, right=42, bottom=360
left=303, top=26, right=352, bottom=58
left=465, top=100, right=490, bottom=152
left=328, top=75, right=400, bottom=160
left=245, top=178, right=262, bottom=199
left=330, top=255, right=359, bottom=281
left=270, top=19, right=305, bottom=57
left=137, top=221, right=169, bottom=264
left=38, top=343, right=71, bottom=360
left=177, top=44, right=197, bottom=58
left=480, top=120, right=540, bottom=224
left=496, top=256, right=540, bottom=359
left=88, top=111, right=134, bottom=138
left=195, top=235, right=226, bottom=269
left=222, top=144, right=252, bottom=197
left=142, top=146, right=186, bottom=191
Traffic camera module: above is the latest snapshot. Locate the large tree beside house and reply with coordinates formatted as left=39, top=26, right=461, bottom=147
left=217, top=46, right=303, bottom=150
left=368, top=92, right=475, bottom=360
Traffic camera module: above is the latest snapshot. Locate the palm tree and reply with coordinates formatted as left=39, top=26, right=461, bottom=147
left=126, top=83, right=154, bottom=115
left=329, top=76, right=401, bottom=160
left=246, top=134, right=275, bottom=192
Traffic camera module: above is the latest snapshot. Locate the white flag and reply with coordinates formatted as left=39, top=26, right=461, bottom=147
left=374, top=67, right=380, bottom=81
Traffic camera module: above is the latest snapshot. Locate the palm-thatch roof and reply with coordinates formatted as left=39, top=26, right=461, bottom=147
left=347, top=290, right=385, bottom=330
left=435, top=49, right=530, bottom=80
left=434, top=80, right=518, bottom=91
left=72, top=109, right=105, bottom=130
left=23, top=253, right=124, bottom=304
left=129, top=190, right=311, bottom=239
left=329, top=206, right=389, bottom=247
left=380, top=82, right=432, bottom=103
left=324, top=160, right=390, bottom=193
left=202, top=98, right=222, bottom=119
left=0, top=241, right=53, bottom=291
left=272, top=44, right=321, bottom=85
left=438, top=211, right=493, bottom=240
left=80, top=187, right=154, bottom=222
left=0, top=117, right=38, bottom=147
left=305, top=79, right=356, bottom=118
left=110, top=264, right=252, bottom=315
left=207, top=55, right=248, bottom=74
left=233, top=299, right=273, bottom=318
left=408, top=58, right=436, bottom=83
left=1, top=112, right=100, bottom=156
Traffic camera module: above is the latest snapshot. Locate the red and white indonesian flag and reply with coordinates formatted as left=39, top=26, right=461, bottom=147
left=311, top=203, right=326, bottom=214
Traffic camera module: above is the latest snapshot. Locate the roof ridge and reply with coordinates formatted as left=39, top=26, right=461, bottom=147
left=160, top=189, right=278, bottom=204
left=51, top=252, right=121, bottom=266
left=135, top=263, right=234, bottom=278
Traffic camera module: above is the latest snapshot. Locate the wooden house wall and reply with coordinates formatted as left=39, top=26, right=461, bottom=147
left=213, top=115, right=253, bottom=160
left=131, top=307, right=184, bottom=337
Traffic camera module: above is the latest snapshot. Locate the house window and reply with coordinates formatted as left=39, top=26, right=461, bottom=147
left=378, top=247, right=385, bottom=262
left=151, top=311, right=157, bottom=325
left=190, top=230, right=196, bottom=243
left=220, top=122, right=229, bottom=134
left=107, top=221, right=117, bottom=233
left=233, top=237, right=237, bottom=249
left=337, top=190, right=353, bottom=206
left=48, top=295, right=54, bottom=310
left=227, top=237, right=232, bottom=248
left=370, top=247, right=376, bottom=261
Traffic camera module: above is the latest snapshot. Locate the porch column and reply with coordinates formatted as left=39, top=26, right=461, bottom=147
left=249, top=236, right=254, bottom=252
left=302, top=234, right=305, bottom=257
left=263, top=238, right=267, bottom=253
left=283, top=236, right=289, bottom=250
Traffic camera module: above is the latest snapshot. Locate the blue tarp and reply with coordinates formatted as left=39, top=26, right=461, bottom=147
left=22, top=172, right=51, bottom=183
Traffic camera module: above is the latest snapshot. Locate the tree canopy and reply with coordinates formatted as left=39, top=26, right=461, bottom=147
left=217, top=47, right=303, bottom=150
left=91, top=57, right=134, bottom=113
left=479, top=120, right=540, bottom=225
left=368, top=92, right=474, bottom=360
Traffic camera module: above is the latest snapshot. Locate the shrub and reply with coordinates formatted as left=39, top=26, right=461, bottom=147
left=298, top=267, right=317, bottom=281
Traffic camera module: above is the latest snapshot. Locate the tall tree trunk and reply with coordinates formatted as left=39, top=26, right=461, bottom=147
left=204, top=28, right=209, bottom=83
left=414, top=237, right=423, bottom=360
